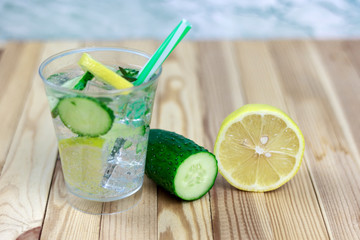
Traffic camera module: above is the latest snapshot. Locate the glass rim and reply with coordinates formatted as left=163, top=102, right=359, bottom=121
left=39, top=47, right=162, bottom=95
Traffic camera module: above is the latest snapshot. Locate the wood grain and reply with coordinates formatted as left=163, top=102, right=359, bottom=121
left=40, top=160, right=101, bottom=240
left=268, top=40, right=360, bottom=239
left=342, top=40, right=360, bottom=152
left=313, top=40, right=360, bottom=163
left=0, top=47, right=57, bottom=239
left=0, top=40, right=359, bottom=240
left=0, top=42, right=42, bottom=171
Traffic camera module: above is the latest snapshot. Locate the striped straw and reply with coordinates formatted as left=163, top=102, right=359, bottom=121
left=134, top=19, right=192, bottom=86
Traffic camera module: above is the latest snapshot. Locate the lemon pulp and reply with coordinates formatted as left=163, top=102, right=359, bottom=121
left=59, top=137, right=106, bottom=195
left=214, top=104, right=305, bottom=192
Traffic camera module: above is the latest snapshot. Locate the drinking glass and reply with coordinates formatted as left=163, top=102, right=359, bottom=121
left=39, top=47, right=160, bottom=214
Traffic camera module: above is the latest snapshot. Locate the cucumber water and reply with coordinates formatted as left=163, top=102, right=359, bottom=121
left=145, top=129, right=218, bottom=201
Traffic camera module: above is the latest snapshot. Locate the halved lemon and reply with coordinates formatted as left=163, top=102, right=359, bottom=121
left=78, top=53, right=133, bottom=89
left=214, top=104, right=305, bottom=192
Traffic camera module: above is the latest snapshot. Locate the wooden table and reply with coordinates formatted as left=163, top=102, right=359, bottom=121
left=0, top=40, right=360, bottom=240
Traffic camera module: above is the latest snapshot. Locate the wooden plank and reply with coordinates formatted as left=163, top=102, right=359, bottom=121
left=0, top=42, right=58, bottom=239
left=313, top=40, right=360, bottom=161
left=343, top=40, right=360, bottom=69
left=268, top=40, right=360, bottom=240
left=1, top=39, right=359, bottom=239
left=0, top=42, right=43, bottom=172
left=150, top=41, right=214, bottom=240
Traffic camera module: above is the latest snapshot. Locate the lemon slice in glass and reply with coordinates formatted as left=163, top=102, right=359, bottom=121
left=78, top=53, right=133, bottom=89
left=214, top=104, right=305, bottom=192
left=59, top=137, right=105, bottom=194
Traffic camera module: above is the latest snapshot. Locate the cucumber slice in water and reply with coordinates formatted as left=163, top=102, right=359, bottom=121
left=57, top=96, right=114, bottom=137
left=47, top=72, right=93, bottom=118
left=145, top=129, right=218, bottom=201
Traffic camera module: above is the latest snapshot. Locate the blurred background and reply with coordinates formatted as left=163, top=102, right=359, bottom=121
left=1, top=0, right=360, bottom=40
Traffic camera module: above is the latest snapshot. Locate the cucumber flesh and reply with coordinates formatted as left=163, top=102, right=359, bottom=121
left=174, top=152, right=218, bottom=200
left=145, top=129, right=218, bottom=201
left=57, top=96, right=114, bottom=137
left=47, top=72, right=93, bottom=118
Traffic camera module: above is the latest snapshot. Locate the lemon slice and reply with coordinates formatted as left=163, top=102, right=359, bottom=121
left=214, top=104, right=305, bottom=192
left=59, top=137, right=105, bottom=194
left=78, top=53, right=133, bottom=89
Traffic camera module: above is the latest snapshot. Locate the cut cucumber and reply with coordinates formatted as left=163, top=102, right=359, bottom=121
left=145, top=129, right=218, bottom=201
left=57, top=96, right=114, bottom=137
left=73, top=71, right=94, bottom=90
left=47, top=72, right=93, bottom=118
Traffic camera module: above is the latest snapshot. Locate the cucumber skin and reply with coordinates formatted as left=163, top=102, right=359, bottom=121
left=73, top=71, right=94, bottom=90
left=145, top=129, right=217, bottom=200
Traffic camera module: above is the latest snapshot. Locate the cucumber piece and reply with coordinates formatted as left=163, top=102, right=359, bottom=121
left=73, top=71, right=94, bottom=90
left=57, top=96, right=114, bottom=137
left=145, top=129, right=218, bottom=201
left=47, top=72, right=93, bottom=118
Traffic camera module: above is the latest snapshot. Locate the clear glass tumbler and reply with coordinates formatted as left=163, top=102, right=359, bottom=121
left=39, top=47, right=160, bottom=214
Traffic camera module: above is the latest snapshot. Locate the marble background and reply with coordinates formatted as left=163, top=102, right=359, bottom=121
left=1, top=0, right=359, bottom=40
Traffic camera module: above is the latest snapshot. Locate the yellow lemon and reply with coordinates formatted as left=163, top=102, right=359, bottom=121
left=78, top=53, right=133, bottom=89
left=214, top=104, right=305, bottom=192
left=59, top=137, right=105, bottom=194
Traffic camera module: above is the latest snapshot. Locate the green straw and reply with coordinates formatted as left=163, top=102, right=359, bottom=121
left=133, top=19, right=192, bottom=86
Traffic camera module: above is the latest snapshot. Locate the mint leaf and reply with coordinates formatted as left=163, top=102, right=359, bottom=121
left=116, top=66, right=139, bottom=82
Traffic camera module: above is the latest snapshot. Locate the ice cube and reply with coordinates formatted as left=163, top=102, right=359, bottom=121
left=47, top=72, right=70, bottom=85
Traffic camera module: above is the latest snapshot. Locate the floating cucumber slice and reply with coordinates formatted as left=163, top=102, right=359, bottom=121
left=47, top=72, right=93, bottom=118
left=57, top=96, right=114, bottom=137
left=145, top=129, right=218, bottom=201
